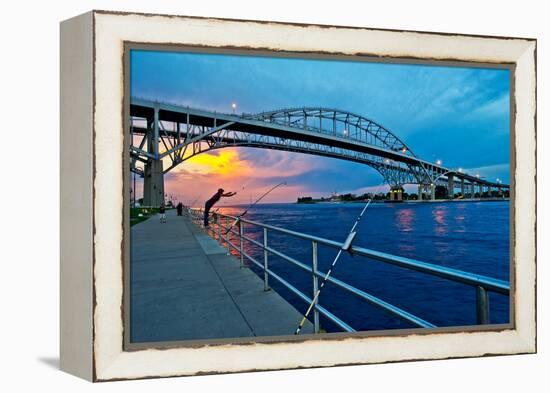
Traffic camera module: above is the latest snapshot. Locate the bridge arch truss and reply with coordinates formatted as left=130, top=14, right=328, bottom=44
left=129, top=99, right=508, bottom=205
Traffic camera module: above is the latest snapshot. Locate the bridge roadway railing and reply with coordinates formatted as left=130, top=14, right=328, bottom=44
left=188, top=208, right=509, bottom=334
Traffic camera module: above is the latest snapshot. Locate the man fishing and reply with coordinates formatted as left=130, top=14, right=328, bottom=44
left=204, top=188, right=237, bottom=227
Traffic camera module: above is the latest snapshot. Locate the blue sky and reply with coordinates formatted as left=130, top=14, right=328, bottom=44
left=131, top=49, right=510, bottom=202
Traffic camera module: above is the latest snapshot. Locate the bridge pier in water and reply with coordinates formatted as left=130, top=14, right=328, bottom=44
left=143, top=159, right=164, bottom=207
left=417, top=184, right=435, bottom=201
left=447, top=174, right=454, bottom=199
left=389, top=186, right=403, bottom=201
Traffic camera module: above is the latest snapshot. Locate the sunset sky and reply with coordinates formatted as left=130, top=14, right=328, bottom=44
left=130, top=50, right=510, bottom=206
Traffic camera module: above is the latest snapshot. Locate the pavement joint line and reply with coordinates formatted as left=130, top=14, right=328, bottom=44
left=130, top=210, right=313, bottom=341
left=204, top=253, right=257, bottom=337
left=186, top=218, right=257, bottom=336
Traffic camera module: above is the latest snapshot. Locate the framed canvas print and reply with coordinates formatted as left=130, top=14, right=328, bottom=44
left=60, top=10, right=536, bottom=381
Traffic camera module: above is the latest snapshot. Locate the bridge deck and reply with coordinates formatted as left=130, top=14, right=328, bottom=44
left=130, top=209, right=312, bottom=343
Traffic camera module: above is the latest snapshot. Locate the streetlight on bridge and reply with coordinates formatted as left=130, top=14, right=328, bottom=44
left=496, top=178, right=503, bottom=197
left=428, top=167, right=467, bottom=201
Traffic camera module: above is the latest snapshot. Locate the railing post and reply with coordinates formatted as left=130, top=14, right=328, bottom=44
left=239, top=220, right=244, bottom=268
left=312, top=241, right=320, bottom=333
left=476, top=286, right=490, bottom=324
left=263, top=228, right=269, bottom=291
left=225, top=216, right=230, bottom=255
left=208, top=210, right=214, bottom=237
left=216, top=213, right=221, bottom=242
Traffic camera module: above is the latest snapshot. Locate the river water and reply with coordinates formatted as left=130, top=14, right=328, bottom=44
left=217, top=201, right=510, bottom=332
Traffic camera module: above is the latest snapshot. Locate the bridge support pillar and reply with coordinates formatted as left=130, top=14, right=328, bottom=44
left=430, top=184, right=436, bottom=201
left=143, top=159, right=164, bottom=207
left=447, top=174, right=454, bottom=199
left=418, top=185, right=423, bottom=201
left=460, top=178, right=465, bottom=198
left=389, top=186, right=403, bottom=201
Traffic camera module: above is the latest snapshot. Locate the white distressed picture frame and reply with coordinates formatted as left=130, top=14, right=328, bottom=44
left=60, top=10, right=536, bottom=381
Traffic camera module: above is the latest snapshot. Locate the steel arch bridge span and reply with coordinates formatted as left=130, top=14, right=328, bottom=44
left=133, top=130, right=420, bottom=185
left=130, top=99, right=434, bottom=186
left=246, top=107, right=416, bottom=156
left=129, top=99, right=508, bottom=206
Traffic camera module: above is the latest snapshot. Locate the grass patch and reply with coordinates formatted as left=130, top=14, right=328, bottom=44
left=130, top=207, right=176, bottom=226
left=130, top=207, right=159, bottom=227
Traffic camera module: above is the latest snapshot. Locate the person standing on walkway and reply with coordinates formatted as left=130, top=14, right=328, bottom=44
left=204, top=188, right=236, bottom=227
left=176, top=202, right=183, bottom=216
left=159, top=203, right=167, bottom=223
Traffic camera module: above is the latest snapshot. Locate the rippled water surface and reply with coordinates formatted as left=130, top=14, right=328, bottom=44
left=217, top=201, right=510, bottom=332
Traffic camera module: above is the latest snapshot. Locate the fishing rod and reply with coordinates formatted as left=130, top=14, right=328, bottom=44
left=188, top=194, right=202, bottom=208
left=213, top=178, right=256, bottom=214
left=240, top=178, right=255, bottom=192
left=223, top=181, right=287, bottom=235
left=294, top=201, right=369, bottom=335
left=294, top=182, right=386, bottom=335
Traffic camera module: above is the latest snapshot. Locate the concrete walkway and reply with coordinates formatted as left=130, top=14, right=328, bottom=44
left=130, top=209, right=312, bottom=343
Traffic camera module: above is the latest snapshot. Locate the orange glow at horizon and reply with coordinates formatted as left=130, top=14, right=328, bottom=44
left=133, top=147, right=389, bottom=207
left=182, top=150, right=254, bottom=177
left=161, top=147, right=318, bottom=206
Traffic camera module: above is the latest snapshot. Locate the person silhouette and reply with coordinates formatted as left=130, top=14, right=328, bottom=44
left=204, top=188, right=236, bottom=227
left=159, top=203, right=167, bottom=223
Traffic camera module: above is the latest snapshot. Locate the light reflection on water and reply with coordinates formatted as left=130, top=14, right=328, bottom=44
left=454, top=203, right=467, bottom=234
left=395, top=208, right=415, bottom=232
left=212, top=201, right=509, bottom=330
left=432, top=205, right=448, bottom=236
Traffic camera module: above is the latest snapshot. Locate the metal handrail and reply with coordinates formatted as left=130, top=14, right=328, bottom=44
left=189, top=208, right=509, bottom=332
left=235, top=230, right=435, bottom=328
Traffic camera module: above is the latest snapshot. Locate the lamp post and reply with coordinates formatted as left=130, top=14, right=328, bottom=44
left=496, top=178, right=503, bottom=197
left=134, top=165, right=143, bottom=207
left=231, top=102, right=237, bottom=114
left=132, top=170, right=135, bottom=208
left=475, top=173, right=484, bottom=197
